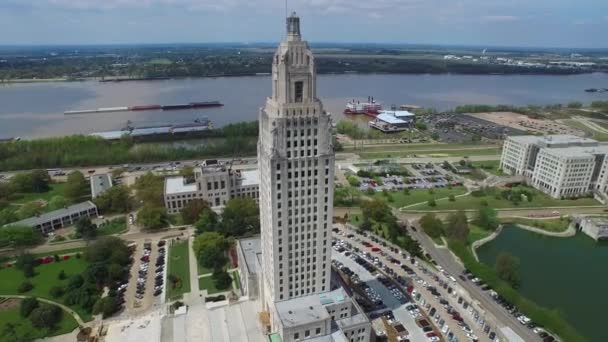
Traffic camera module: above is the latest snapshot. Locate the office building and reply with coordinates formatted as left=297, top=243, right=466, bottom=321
left=6, top=201, right=98, bottom=234
left=500, top=135, right=608, bottom=199
left=90, top=173, right=113, bottom=198
left=254, top=13, right=371, bottom=342
left=164, top=162, right=259, bottom=214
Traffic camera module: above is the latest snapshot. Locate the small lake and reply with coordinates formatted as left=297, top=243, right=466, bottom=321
left=477, top=226, right=608, bottom=341
left=0, top=73, right=608, bottom=138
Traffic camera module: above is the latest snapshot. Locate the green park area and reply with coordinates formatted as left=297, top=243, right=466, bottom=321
left=374, top=186, right=469, bottom=208
left=408, top=185, right=599, bottom=211
left=499, top=217, right=571, bottom=233
left=166, top=241, right=191, bottom=300
left=97, top=217, right=128, bottom=236
left=469, top=160, right=504, bottom=176
left=356, top=147, right=501, bottom=159
left=12, top=183, right=68, bottom=205
left=198, top=274, right=233, bottom=295
left=0, top=298, right=79, bottom=340
left=0, top=257, right=92, bottom=321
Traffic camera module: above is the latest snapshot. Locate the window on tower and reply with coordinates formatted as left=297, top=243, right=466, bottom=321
left=295, top=81, right=303, bottom=102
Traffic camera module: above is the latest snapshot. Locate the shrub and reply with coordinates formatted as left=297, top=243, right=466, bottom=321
left=58, top=270, right=67, bottom=280
left=427, top=199, right=437, bottom=207
left=17, top=281, right=34, bottom=293
left=20, top=297, right=39, bottom=318
left=49, top=286, right=65, bottom=298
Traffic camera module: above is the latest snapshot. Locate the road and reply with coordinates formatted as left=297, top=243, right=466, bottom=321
left=406, top=224, right=542, bottom=342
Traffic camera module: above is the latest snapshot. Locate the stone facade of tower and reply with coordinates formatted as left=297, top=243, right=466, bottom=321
left=258, top=13, right=335, bottom=305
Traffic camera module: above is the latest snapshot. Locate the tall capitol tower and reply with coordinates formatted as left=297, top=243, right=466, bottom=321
left=258, top=12, right=335, bottom=304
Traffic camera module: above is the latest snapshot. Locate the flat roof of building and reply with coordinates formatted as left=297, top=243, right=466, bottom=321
left=6, top=201, right=97, bottom=228
left=508, top=134, right=597, bottom=145
left=375, top=113, right=408, bottom=125
left=541, top=144, right=608, bottom=158
left=275, top=287, right=351, bottom=328
left=238, top=236, right=262, bottom=275
left=240, top=169, right=259, bottom=187
left=379, top=110, right=415, bottom=118
left=90, top=173, right=113, bottom=198
left=165, top=176, right=198, bottom=195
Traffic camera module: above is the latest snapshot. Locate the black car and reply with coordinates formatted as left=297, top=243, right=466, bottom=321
left=422, top=326, right=433, bottom=332
left=154, top=289, right=162, bottom=296
left=157, top=240, right=166, bottom=247
left=539, top=332, right=548, bottom=338
left=543, top=336, right=555, bottom=342
left=489, top=332, right=496, bottom=339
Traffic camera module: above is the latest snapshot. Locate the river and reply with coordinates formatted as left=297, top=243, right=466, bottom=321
left=1, top=73, right=608, bottom=138
left=477, top=226, right=608, bottom=342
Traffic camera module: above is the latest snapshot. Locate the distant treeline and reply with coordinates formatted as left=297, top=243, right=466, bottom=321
left=0, top=121, right=259, bottom=170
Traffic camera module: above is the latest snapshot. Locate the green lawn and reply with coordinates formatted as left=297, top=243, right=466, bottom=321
left=467, top=224, right=493, bottom=245
left=0, top=257, right=92, bottom=321
left=375, top=186, right=469, bottom=208
left=562, top=120, right=608, bottom=141
left=12, top=183, right=67, bottom=205
left=470, top=160, right=504, bottom=176
left=500, top=217, right=571, bottom=233
left=166, top=241, right=191, bottom=300
left=197, top=264, right=214, bottom=276
left=198, top=275, right=231, bottom=295
left=409, top=186, right=599, bottom=211
left=344, top=143, right=496, bottom=153
left=232, top=271, right=241, bottom=290
left=0, top=300, right=79, bottom=340
left=97, top=217, right=127, bottom=236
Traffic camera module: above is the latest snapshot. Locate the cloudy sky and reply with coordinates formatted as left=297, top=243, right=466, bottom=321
left=1, top=0, right=607, bottom=47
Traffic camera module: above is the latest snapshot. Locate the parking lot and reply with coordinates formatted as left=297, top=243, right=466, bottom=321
left=332, top=225, right=502, bottom=342
left=125, top=240, right=167, bottom=314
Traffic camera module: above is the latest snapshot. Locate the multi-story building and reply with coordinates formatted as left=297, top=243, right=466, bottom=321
left=163, top=162, right=259, bottom=214
left=500, top=135, right=608, bottom=199
left=252, top=12, right=371, bottom=342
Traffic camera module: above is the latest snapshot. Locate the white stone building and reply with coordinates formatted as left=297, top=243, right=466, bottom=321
left=163, top=162, right=259, bottom=214
left=252, top=13, right=371, bottom=342
left=500, top=135, right=608, bottom=199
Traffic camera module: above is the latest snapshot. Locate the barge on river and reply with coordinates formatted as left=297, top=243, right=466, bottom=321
left=90, top=118, right=213, bottom=141
left=64, top=101, right=223, bottom=115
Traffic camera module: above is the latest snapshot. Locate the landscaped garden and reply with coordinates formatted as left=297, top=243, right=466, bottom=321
left=166, top=241, right=191, bottom=300
left=0, top=298, right=79, bottom=341
left=408, top=185, right=599, bottom=211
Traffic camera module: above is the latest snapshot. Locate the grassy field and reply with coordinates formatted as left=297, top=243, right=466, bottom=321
left=198, top=275, right=231, bottom=295
left=408, top=186, right=599, bottom=211
left=232, top=271, right=241, bottom=290
left=149, top=58, right=172, bottom=65
left=344, top=143, right=496, bottom=152
left=562, top=120, right=608, bottom=141
left=97, top=217, right=127, bottom=236
left=0, top=300, right=79, bottom=340
left=500, top=217, right=571, bottom=233
left=374, top=186, right=469, bottom=208
left=0, top=257, right=92, bottom=321
left=467, top=224, right=493, bottom=245
left=12, top=183, right=67, bottom=205
left=470, top=160, right=504, bottom=176
left=197, top=264, right=214, bottom=276
left=166, top=241, right=191, bottom=300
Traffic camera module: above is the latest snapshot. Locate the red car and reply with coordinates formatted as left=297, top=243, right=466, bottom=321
left=426, top=332, right=437, bottom=337
left=371, top=247, right=381, bottom=252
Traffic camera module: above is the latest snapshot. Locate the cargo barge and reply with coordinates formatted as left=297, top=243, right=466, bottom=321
left=100, top=77, right=170, bottom=82
left=90, top=118, right=213, bottom=141
left=64, top=101, right=223, bottom=115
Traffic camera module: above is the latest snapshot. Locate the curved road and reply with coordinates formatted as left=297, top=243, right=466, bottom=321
left=2, top=295, right=86, bottom=326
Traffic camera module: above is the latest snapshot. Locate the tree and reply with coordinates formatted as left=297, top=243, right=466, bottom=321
left=0, top=208, right=17, bottom=227
left=17, top=201, right=43, bottom=219
left=85, top=236, right=131, bottom=267
left=415, top=121, right=428, bottom=130
left=29, top=304, right=62, bottom=329
left=18, top=281, right=33, bottom=293
left=75, top=217, right=97, bottom=240
left=212, top=268, right=233, bottom=290
left=49, top=286, right=65, bottom=298
left=92, top=296, right=119, bottom=318
left=58, top=270, right=67, bottom=280
left=180, top=166, right=195, bottom=184
left=134, top=172, right=164, bottom=207
left=111, top=168, right=126, bottom=179
left=48, top=195, right=69, bottom=210
left=10, top=170, right=50, bottom=193
left=347, top=175, right=360, bottom=187
left=427, top=199, right=437, bottom=207
left=94, top=185, right=130, bottom=213
left=477, top=206, right=499, bottom=231
left=20, top=297, right=39, bottom=318
left=15, top=252, right=37, bottom=277
left=220, top=198, right=260, bottom=236
left=137, top=205, right=168, bottom=230
left=195, top=208, right=220, bottom=234
left=181, top=199, right=210, bottom=225
left=361, top=198, right=390, bottom=222
left=495, top=252, right=521, bottom=288
left=360, top=216, right=372, bottom=231
left=567, top=101, right=583, bottom=109
left=64, top=171, right=88, bottom=200
left=193, top=232, right=230, bottom=270
left=448, top=194, right=456, bottom=202
left=446, top=210, right=469, bottom=243
left=0, top=225, right=42, bottom=248
left=419, top=213, right=444, bottom=239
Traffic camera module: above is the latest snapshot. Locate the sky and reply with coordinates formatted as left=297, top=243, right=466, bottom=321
left=1, top=0, right=607, bottom=48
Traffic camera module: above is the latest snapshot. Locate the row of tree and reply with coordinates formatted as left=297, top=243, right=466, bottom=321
left=419, top=207, right=500, bottom=243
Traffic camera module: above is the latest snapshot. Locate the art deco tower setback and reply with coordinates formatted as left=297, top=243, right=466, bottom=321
left=258, top=13, right=335, bottom=304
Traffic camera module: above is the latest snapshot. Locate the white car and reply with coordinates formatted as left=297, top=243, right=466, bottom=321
left=449, top=275, right=457, bottom=283
left=441, top=325, right=449, bottom=334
